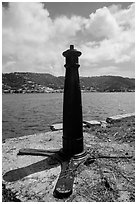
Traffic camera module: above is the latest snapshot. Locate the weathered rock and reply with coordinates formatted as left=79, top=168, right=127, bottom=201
left=83, top=120, right=101, bottom=127
left=2, top=117, right=135, bottom=202
left=50, top=122, right=87, bottom=131
left=106, top=113, right=135, bottom=124
left=50, top=123, right=63, bottom=131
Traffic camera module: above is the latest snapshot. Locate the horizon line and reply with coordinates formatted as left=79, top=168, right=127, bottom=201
left=2, top=71, right=135, bottom=79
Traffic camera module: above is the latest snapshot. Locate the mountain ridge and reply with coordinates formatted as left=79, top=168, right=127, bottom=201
left=2, top=72, right=135, bottom=93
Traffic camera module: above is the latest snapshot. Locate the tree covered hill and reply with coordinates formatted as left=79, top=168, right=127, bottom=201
left=80, top=75, right=135, bottom=92
left=2, top=72, right=135, bottom=93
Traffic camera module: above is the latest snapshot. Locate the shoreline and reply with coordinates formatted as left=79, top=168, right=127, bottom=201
left=2, top=112, right=135, bottom=142
left=2, top=113, right=135, bottom=202
left=2, top=90, right=135, bottom=95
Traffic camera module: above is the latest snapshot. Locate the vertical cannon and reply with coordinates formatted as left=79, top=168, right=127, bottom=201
left=18, top=45, right=87, bottom=199
left=16, top=45, right=130, bottom=200
left=53, top=45, right=87, bottom=198
left=62, top=45, right=85, bottom=158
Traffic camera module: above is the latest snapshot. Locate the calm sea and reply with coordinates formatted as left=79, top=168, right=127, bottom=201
left=2, top=92, right=135, bottom=139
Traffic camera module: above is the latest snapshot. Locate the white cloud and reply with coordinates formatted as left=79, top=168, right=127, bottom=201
left=2, top=2, right=135, bottom=77
left=80, top=3, right=135, bottom=77
left=84, top=6, right=121, bottom=39
left=111, top=3, right=135, bottom=30
left=2, top=2, right=84, bottom=75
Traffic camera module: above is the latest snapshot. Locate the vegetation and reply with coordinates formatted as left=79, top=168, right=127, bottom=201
left=2, top=72, right=135, bottom=93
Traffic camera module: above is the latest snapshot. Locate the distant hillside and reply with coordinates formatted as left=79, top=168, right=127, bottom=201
left=2, top=72, right=135, bottom=93
left=80, top=76, right=135, bottom=92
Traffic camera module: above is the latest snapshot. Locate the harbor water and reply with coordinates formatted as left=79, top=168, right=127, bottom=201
left=2, top=92, right=135, bottom=139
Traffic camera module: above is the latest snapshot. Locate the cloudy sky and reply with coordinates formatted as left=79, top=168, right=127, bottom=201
left=2, top=2, right=135, bottom=77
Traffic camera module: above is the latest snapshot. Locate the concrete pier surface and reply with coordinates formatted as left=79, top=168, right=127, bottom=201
left=2, top=114, right=135, bottom=202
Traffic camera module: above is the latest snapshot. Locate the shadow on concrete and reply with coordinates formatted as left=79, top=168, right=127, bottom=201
left=3, top=154, right=60, bottom=182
